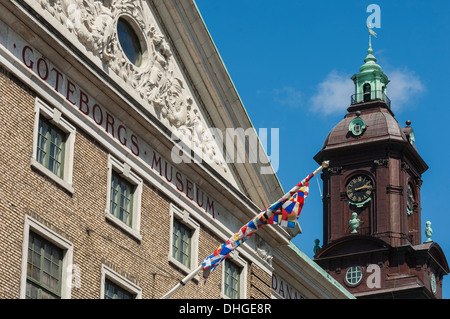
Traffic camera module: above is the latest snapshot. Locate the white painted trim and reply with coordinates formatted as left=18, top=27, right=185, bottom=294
left=100, top=264, right=142, bottom=299
left=31, top=98, right=76, bottom=194
left=19, top=215, right=74, bottom=299
left=168, top=203, right=200, bottom=278
left=105, top=154, right=143, bottom=241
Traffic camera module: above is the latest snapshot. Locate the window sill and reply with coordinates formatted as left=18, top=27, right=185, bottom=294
left=30, top=158, right=74, bottom=194
left=168, top=257, right=200, bottom=283
left=104, top=211, right=143, bottom=242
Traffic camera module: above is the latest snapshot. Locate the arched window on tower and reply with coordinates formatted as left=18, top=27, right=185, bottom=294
left=363, top=83, right=371, bottom=102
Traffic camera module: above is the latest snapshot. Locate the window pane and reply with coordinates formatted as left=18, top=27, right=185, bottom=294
left=172, top=219, right=191, bottom=268
left=49, top=127, right=64, bottom=176
left=26, top=232, right=63, bottom=299
left=104, top=279, right=134, bottom=299
left=43, top=258, right=51, bottom=274
left=110, top=172, right=134, bottom=227
left=26, top=282, right=39, bottom=299
left=32, top=251, right=41, bottom=268
left=50, top=277, right=59, bottom=291
left=37, top=119, right=48, bottom=166
left=44, top=245, right=52, bottom=260
left=51, top=261, right=60, bottom=278
left=42, top=272, right=50, bottom=287
left=31, top=265, right=40, bottom=281
left=41, top=290, right=58, bottom=299
left=36, top=117, right=66, bottom=178
left=225, top=261, right=240, bottom=299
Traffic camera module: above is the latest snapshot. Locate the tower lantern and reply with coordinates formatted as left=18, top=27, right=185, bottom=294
left=351, top=26, right=390, bottom=106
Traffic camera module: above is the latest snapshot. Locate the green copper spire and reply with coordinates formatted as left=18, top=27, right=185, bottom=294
left=351, top=25, right=390, bottom=106
left=360, top=41, right=382, bottom=73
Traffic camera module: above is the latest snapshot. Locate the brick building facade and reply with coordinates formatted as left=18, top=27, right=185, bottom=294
left=0, top=0, right=352, bottom=299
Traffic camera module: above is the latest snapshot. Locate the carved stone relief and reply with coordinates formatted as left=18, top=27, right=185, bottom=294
left=36, top=0, right=228, bottom=173
left=256, top=236, right=273, bottom=266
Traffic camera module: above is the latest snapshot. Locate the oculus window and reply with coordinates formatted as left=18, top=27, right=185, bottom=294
left=117, top=18, right=143, bottom=67
left=345, top=266, right=363, bottom=286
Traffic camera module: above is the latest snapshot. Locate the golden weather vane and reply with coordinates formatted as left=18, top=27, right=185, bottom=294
left=367, top=23, right=378, bottom=49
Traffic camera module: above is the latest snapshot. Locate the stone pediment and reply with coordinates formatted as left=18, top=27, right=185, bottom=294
left=32, top=0, right=238, bottom=187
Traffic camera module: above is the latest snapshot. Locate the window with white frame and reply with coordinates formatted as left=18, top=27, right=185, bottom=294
left=31, top=98, right=76, bottom=193
left=172, top=218, right=192, bottom=268
left=221, top=251, right=247, bottom=299
left=110, top=170, right=134, bottom=227
left=100, top=265, right=142, bottom=299
left=26, top=231, right=64, bottom=299
left=20, top=215, right=74, bottom=299
left=105, top=155, right=143, bottom=241
left=168, top=204, right=199, bottom=275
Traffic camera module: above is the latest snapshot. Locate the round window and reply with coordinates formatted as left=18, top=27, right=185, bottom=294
left=345, top=266, right=363, bottom=286
left=117, top=18, right=143, bottom=67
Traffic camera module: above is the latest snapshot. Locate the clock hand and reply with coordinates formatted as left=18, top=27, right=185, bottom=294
left=355, top=184, right=373, bottom=191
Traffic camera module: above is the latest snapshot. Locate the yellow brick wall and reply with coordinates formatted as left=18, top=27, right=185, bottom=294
left=249, top=263, right=272, bottom=299
left=0, top=66, right=270, bottom=299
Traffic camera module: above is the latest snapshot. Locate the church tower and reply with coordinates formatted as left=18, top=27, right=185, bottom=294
left=313, top=33, right=449, bottom=298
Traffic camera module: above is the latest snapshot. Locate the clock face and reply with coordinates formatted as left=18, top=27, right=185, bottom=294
left=407, top=183, right=415, bottom=215
left=431, top=273, right=437, bottom=295
left=409, top=128, right=416, bottom=145
left=347, top=175, right=373, bottom=205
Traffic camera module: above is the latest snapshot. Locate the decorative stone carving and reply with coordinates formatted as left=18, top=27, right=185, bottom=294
left=416, top=178, right=423, bottom=187
left=328, top=166, right=342, bottom=175
left=374, top=158, right=389, bottom=167
left=256, top=236, right=273, bottom=266
left=401, top=161, right=410, bottom=171
left=36, top=0, right=228, bottom=172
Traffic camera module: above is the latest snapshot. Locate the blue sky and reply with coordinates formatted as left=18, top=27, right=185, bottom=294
left=194, top=0, right=450, bottom=299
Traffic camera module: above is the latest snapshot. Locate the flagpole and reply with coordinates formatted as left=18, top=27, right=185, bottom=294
left=160, top=264, right=203, bottom=299
left=269, top=161, right=329, bottom=212
left=160, top=161, right=329, bottom=299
